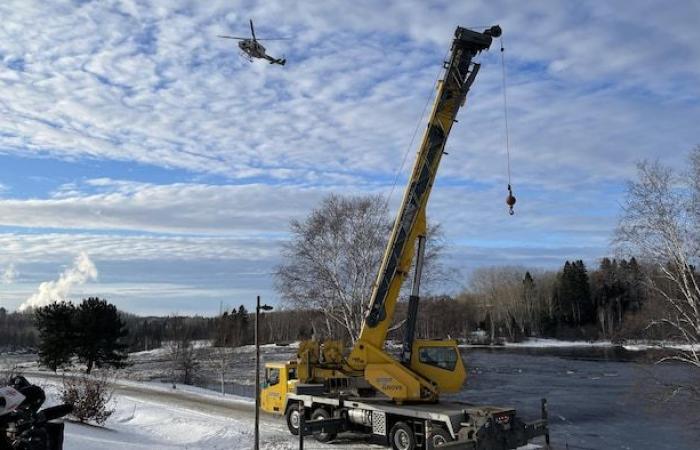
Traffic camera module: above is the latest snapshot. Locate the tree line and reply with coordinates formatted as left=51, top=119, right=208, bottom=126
left=449, top=257, right=664, bottom=343
left=0, top=256, right=690, bottom=357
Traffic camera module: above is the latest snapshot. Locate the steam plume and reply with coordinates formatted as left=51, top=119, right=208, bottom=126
left=18, top=252, right=98, bottom=311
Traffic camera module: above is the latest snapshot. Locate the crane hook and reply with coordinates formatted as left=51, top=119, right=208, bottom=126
left=506, top=184, right=516, bottom=215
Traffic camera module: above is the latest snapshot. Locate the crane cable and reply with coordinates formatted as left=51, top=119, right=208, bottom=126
left=500, top=35, right=516, bottom=216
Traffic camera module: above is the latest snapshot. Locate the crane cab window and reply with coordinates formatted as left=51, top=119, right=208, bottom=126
left=419, top=346, right=458, bottom=371
left=266, top=368, right=280, bottom=387
left=288, top=367, right=297, bottom=380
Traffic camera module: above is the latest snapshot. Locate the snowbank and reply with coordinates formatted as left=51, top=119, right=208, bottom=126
left=505, top=338, right=614, bottom=348
left=621, top=341, right=700, bottom=352
left=460, top=338, right=615, bottom=348
left=460, top=337, right=700, bottom=352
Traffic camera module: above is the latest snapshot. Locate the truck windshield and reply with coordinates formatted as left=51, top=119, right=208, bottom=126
left=266, top=368, right=280, bottom=386
left=419, top=346, right=458, bottom=371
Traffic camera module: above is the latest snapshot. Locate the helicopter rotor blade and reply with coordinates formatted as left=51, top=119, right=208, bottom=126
left=250, top=19, right=256, bottom=41
left=255, top=37, right=291, bottom=41
left=218, top=35, right=248, bottom=40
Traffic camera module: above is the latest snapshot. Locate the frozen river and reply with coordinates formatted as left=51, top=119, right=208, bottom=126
left=456, top=347, right=699, bottom=450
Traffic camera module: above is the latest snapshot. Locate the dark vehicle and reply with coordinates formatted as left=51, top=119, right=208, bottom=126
left=218, top=19, right=288, bottom=65
left=0, top=376, right=72, bottom=450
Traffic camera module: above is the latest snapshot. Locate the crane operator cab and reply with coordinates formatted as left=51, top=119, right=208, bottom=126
left=409, top=339, right=466, bottom=394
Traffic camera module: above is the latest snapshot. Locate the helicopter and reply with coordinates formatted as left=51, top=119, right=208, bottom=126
left=218, top=19, right=288, bottom=66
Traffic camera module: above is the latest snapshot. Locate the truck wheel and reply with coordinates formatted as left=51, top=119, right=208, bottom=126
left=285, top=403, right=301, bottom=436
left=311, top=408, right=337, bottom=443
left=430, top=427, right=453, bottom=447
left=390, top=422, right=416, bottom=450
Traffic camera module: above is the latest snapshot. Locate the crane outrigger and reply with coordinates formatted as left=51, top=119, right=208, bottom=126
left=261, top=25, right=549, bottom=450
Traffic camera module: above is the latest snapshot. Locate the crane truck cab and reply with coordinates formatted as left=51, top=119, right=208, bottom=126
left=260, top=361, right=297, bottom=414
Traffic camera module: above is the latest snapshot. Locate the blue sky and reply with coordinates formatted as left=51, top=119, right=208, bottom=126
left=0, top=0, right=698, bottom=315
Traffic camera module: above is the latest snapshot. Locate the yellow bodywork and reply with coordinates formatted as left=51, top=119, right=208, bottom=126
left=261, top=338, right=466, bottom=412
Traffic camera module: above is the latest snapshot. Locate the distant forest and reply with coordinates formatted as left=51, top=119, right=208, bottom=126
left=0, top=255, right=682, bottom=352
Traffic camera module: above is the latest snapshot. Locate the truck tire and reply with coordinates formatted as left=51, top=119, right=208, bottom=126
left=390, top=421, right=416, bottom=450
left=430, top=427, right=453, bottom=447
left=285, top=403, right=301, bottom=436
left=311, top=408, right=337, bottom=443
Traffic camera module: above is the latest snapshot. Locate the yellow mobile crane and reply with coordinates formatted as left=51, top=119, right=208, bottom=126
left=261, top=25, right=549, bottom=450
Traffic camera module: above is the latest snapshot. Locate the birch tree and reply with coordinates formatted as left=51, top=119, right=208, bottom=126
left=275, top=194, right=447, bottom=342
left=615, top=147, right=700, bottom=369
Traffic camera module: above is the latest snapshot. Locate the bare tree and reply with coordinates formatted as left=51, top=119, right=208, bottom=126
left=276, top=194, right=448, bottom=342
left=615, top=147, right=700, bottom=369
left=468, top=267, right=560, bottom=342
left=167, top=317, right=200, bottom=386
left=470, top=267, right=526, bottom=342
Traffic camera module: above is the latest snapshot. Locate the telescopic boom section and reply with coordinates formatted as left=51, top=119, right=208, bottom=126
left=351, top=26, right=500, bottom=358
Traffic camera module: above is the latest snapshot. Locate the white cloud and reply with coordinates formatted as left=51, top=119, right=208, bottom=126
left=0, top=179, right=340, bottom=234
left=0, top=0, right=696, bottom=187
left=1, top=263, right=18, bottom=284
left=0, top=233, right=280, bottom=263
left=18, top=252, right=98, bottom=311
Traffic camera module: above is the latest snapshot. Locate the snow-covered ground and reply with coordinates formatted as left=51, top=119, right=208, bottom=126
left=32, top=376, right=377, bottom=450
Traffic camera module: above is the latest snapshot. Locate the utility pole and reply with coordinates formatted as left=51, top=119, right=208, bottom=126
left=254, top=295, right=273, bottom=450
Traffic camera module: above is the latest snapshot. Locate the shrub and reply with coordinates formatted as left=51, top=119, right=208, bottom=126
left=60, top=374, right=114, bottom=425
left=0, top=365, right=22, bottom=386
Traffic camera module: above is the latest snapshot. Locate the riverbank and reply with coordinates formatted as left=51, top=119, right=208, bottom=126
left=460, top=337, right=700, bottom=352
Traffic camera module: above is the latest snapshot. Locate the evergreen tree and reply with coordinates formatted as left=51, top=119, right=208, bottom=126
left=623, top=257, right=645, bottom=312
left=573, top=260, right=594, bottom=323
left=236, top=305, right=250, bottom=345
left=34, top=302, right=76, bottom=372
left=557, top=260, right=593, bottom=326
left=74, top=298, right=129, bottom=374
left=522, top=272, right=537, bottom=335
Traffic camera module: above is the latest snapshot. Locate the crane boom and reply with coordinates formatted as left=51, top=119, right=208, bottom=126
left=353, top=26, right=500, bottom=353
